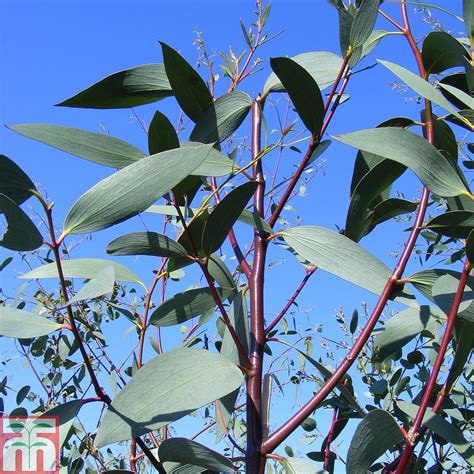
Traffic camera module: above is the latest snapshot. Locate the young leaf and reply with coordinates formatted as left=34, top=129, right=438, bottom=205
left=190, top=91, right=252, bottom=144
left=270, top=57, right=324, bottom=136
left=0, top=155, right=36, bottom=205
left=202, top=181, right=258, bottom=255
left=94, top=348, right=244, bottom=447
left=68, top=266, right=116, bottom=304
left=422, top=32, right=470, bottom=75
left=347, top=410, right=404, bottom=473
left=148, top=287, right=234, bottom=327
left=57, top=64, right=172, bottom=109
left=425, top=210, right=474, bottom=238
left=64, top=144, right=212, bottom=234
left=106, top=232, right=188, bottom=259
left=0, top=194, right=43, bottom=251
left=20, top=258, right=142, bottom=285
left=148, top=111, right=179, bottom=155
left=0, top=307, right=62, bottom=339
left=9, top=124, right=146, bottom=169
left=334, top=127, right=471, bottom=198
left=158, top=438, right=236, bottom=472
left=349, top=0, right=380, bottom=49
left=160, top=42, right=213, bottom=123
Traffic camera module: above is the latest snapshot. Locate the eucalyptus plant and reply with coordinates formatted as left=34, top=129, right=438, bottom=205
left=1, top=0, right=473, bottom=473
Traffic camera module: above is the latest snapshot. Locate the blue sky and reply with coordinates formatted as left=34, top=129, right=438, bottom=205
left=0, top=0, right=467, bottom=470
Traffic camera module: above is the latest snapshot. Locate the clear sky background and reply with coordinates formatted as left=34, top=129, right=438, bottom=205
left=0, top=0, right=467, bottom=470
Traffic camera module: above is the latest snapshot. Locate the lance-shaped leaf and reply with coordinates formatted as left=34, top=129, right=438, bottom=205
left=439, top=73, right=471, bottom=110
left=57, top=64, right=172, bottom=109
left=149, top=287, right=234, bottom=327
left=282, top=458, right=324, bottom=474
left=264, top=51, right=343, bottom=95
left=158, top=438, right=236, bottom=472
left=270, top=57, right=324, bottom=136
left=397, top=401, right=474, bottom=465
left=369, top=198, right=417, bottom=230
left=347, top=410, right=404, bottom=473
left=0, top=194, right=43, bottom=251
left=432, top=274, right=474, bottom=321
left=446, top=109, right=474, bottom=132
left=0, top=307, right=62, bottom=338
left=377, top=60, right=468, bottom=124
left=20, top=258, right=142, bottom=285
left=181, top=142, right=237, bottom=177
left=207, top=254, right=236, bottom=291
left=190, top=91, right=252, bottom=144
left=425, top=210, right=474, bottom=238
left=349, top=0, right=380, bottom=48
left=202, top=181, right=258, bottom=255
left=9, top=124, right=146, bottom=169
left=148, top=111, right=179, bottom=155
left=64, top=144, right=212, bottom=234
left=280, top=226, right=416, bottom=305
left=107, top=232, right=188, bottom=259
left=439, top=82, right=474, bottom=110
left=373, top=306, right=444, bottom=361
left=334, top=127, right=471, bottom=197
left=239, top=209, right=273, bottom=234
left=94, top=348, right=244, bottom=447
left=422, top=32, right=470, bottom=75
left=467, top=230, right=474, bottom=263
left=464, top=0, right=474, bottom=42
left=0, top=155, right=36, bottom=205
left=161, top=42, right=213, bottom=123
left=68, top=266, right=116, bottom=304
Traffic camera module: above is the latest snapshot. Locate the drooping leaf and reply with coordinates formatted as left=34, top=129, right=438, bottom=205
left=20, top=258, right=142, bottom=285
left=0, top=194, right=43, bottom=251
left=427, top=113, right=459, bottom=160
left=449, top=320, right=474, bottom=385
left=160, top=42, right=213, bottom=123
left=0, top=307, right=62, bottom=339
left=57, top=64, right=172, bottom=109
left=439, top=73, right=472, bottom=109
left=280, top=226, right=416, bottom=306
left=282, top=457, right=325, bottom=474
left=334, top=127, right=471, bottom=197
left=270, top=57, right=324, bottom=136
left=425, top=210, right=474, bottom=238
left=422, top=32, right=470, bottom=75
left=378, top=60, right=468, bottom=124
left=360, top=30, right=397, bottom=60
left=369, top=198, right=417, bottom=229
left=463, top=0, right=474, bottom=43
left=263, top=51, right=343, bottom=95
left=181, top=142, right=238, bottom=177
left=159, top=438, right=236, bottom=472
left=190, top=91, right=252, bottom=144
left=446, top=109, right=474, bottom=132
left=106, top=232, right=188, bottom=259
left=238, top=209, right=273, bottom=234
left=338, top=6, right=355, bottom=56
left=373, top=306, right=444, bottom=361
left=148, top=111, right=179, bottom=155
left=64, top=144, right=212, bottom=234
left=438, top=82, right=474, bottom=110
left=95, top=348, right=244, bottom=447
left=148, top=287, right=234, bottom=327
left=202, top=181, right=258, bottom=255
left=346, top=410, right=404, bottom=474
left=349, top=0, right=380, bottom=48
left=397, top=401, right=474, bottom=465
left=68, top=266, right=116, bottom=304
left=467, top=230, right=474, bottom=263
left=432, top=274, right=474, bottom=321
left=207, top=254, right=236, bottom=291
left=0, top=155, right=36, bottom=205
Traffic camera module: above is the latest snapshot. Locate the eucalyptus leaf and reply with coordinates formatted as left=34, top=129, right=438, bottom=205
left=369, top=198, right=417, bottom=229
left=68, top=266, right=116, bottom=304
left=349, top=0, right=380, bottom=48
left=422, top=32, right=470, bottom=75
left=148, top=111, right=179, bottom=155
left=0, top=155, right=36, bottom=205
left=432, top=274, right=474, bottom=321
left=425, top=210, right=474, bottom=238
left=467, top=230, right=474, bottom=263
left=438, top=82, right=474, bottom=110
left=0, top=307, right=62, bottom=338
left=282, top=457, right=325, bottom=474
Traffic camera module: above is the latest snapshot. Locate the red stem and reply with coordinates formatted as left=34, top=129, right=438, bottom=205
left=324, top=408, right=339, bottom=471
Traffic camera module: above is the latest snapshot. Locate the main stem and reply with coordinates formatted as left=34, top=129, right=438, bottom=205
left=246, top=98, right=268, bottom=474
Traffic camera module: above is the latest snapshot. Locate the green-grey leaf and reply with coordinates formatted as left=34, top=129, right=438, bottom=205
left=264, top=51, right=343, bottom=95
left=422, top=32, right=470, bottom=75
left=64, top=144, right=212, bottom=234
left=161, top=42, right=213, bottom=123
left=20, top=258, right=142, bottom=285
left=148, top=111, right=179, bottom=155
left=397, top=400, right=474, bottom=465
left=57, top=64, right=172, bottom=109
left=425, top=210, right=474, bottom=238
left=369, top=198, right=417, bottom=229
left=464, top=0, right=474, bottom=42
left=94, top=348, right=244, bottom=447
left=207, top=255, right=236, bottom=291
left=0, top=155, right=36, bottom=205
left=346, top=410, right=404, bottom=474
left=0, top=307, right=62, bottom=338
left=373, top=306, right=444, bottom=361
left=350, top=0, right=380, bottom=48
left=181, top=142, right=238, bottom=177
left=190, top=91, right=252, bottom=144
left=432, top=274, right=474, bottom=321
left=467, top=230, right=474, bottom=263
left=270, top=57, right=324, bottom=136
left=106, top=232, right=188, bottom=259
left=334, top=127, right=471, bottom=197
left=159, top=438, right=236, bottom=472
left=238, top=209, right=273, bottom=234
left=202, top=181, right=258, bottom=255
left=0, top=194, right=43, bottom=251
left=438, top=82, right=474, bottom=110
left=68, top=266, right=116, bottom=304
left=148, top=287, right=234, bottom=327
left=282, top=457, right=325, bottom=474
